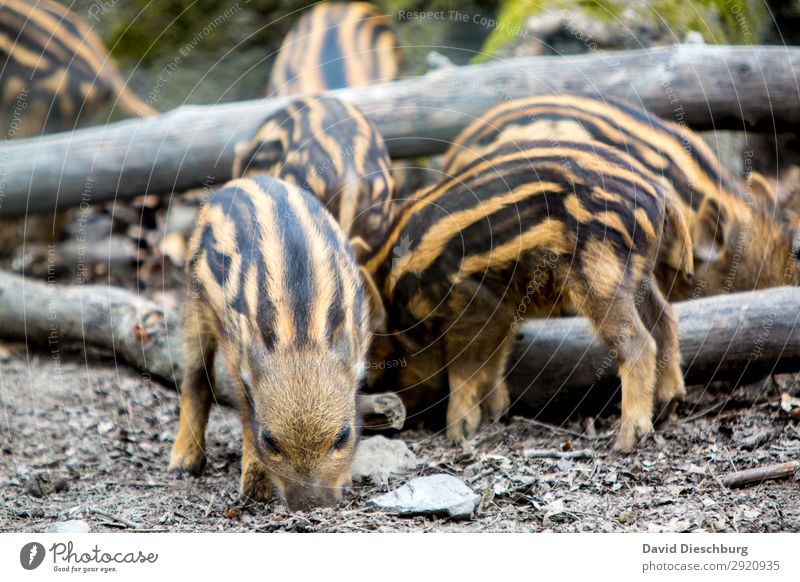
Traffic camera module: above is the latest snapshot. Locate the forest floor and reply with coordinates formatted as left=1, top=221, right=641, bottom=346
left=1, top=344, right=798, bottom=533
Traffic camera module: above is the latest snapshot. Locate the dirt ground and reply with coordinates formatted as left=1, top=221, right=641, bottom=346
left=1, top=342, right=798, bottom=533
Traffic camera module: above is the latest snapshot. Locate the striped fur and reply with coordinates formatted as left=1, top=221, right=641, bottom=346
left=267, top=2, right=403, bottom=96
left=364, top=141, right=693, bottom=451
left=0, top=0, right=155, bottom=136
left=232, top=95, right=395, bottom=254
left=443, top=94, right=798, bottom=300
left=170, top=175, right=369, bottom=510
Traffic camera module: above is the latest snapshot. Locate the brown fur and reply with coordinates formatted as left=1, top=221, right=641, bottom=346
left=442, top=95, right=798, bottom=300
left=231, top=96, right=395, bottom=255
left=267, top=2, right=403, bottom=96
left=169, top=176, right=368, bottom=510
left=363, top=141, right=693, bottom=451
left=0, top=0, right=155, bottom=136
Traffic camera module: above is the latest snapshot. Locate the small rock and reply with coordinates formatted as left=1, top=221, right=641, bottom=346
left=351, top=436, right=418, bottom=484
left=742, top=509, right=760, bottom=520
left=49, top=520, right=91, bottom=533
left=369, top=474, right=479, bottom=519
left=556, top=458, right=572, bottom=472
left=97, top=421, right=115, bottom=435
left=25, top=473, right=68, bottom=498
left=492, top=480, right=508, bottom=496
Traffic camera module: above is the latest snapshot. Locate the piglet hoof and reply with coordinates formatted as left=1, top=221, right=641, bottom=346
left=655, top=380, right=687, bottom=411
left=239, top=470, right=273, bottom=505
left=168, top=443, right=207, bottom=477
left=445, top=407, right=482, bottom=444
left=612, top=418, right=653, bottom=453
left=653, top=399, right=679, bottom=426
left=484, top=386, right=510, bottom=424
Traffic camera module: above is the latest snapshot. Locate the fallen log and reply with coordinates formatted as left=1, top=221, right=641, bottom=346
left=0, top=271, right=798, bottom=419
left=719, top=461, right=799, bottom=488
left=12, top=236, right=141, bottom=277
left=0, top=271, right=405, bottom=430
left=2, top=44, right=800, bottom=217
left=507, top=286, right=800, bottom=416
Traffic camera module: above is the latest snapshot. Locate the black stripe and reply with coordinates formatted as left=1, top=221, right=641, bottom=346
left=382, top=144, right=662, bottom=289
left=207, top=182, right=277, bottom=348
left=598, top=95, right=740, bottom=195
left=253, top=176, right=314, bottom=345
left=199, top=223, right=229, bottom=287
left=306, top=194, right=348, bottom=342
left=320, top=12, right=347, bottom=90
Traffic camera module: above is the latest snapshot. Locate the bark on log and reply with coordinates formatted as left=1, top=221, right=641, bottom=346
left=0, top=271, right=405, bottom=430
left=719, top=461, right=799, bottom=488
left=507, top=287, right=800, bottom=416
left=0, top=271, right=798, bottom=420
left=1, top=44, right=800, bottom=217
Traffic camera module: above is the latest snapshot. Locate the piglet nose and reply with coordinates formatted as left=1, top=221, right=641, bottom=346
left=283, top=483, right=340, bottom=512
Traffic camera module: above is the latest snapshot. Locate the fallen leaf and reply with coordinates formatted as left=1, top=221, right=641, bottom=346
left=224, top=507, right=242, bottom=521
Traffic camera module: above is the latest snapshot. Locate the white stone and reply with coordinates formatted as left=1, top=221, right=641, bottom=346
left=49, top=520, right=91, bottom=533
left=351, top=436, right=418, bottom=484
left=369, top=474, right=479, bottom=519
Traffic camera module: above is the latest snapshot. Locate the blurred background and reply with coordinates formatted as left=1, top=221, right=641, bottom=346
left=68, top=0, right=800, bottom=110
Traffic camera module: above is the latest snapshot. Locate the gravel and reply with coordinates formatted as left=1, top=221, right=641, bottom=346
left=1, top=344, right=798, bottom=533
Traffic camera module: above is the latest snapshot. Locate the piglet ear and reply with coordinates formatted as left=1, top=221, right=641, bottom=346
left=692, top=198, right=728, bottom=264
left=747, top=171, right=778, bottom=209
left=359, top=266, right=387, bottom=334
left=231, top=139, right=284, bottom=179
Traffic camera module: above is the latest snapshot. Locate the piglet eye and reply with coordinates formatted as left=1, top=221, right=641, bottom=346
left=332, top=425, right=351, bottom=450
left=261, top=428, right=280, bottom=455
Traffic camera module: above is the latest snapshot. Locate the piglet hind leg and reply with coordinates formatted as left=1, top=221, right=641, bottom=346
left=169, top=310, right=215, bottom=476
left=636, top=278, right=686, bottom=417
left=445, top=363, right=483, bottom=443
left=444, top=330, right=510, bottom=443
left=480, top=336, right=512, bottom=424
left=579, top=289, right=657, bottom=452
